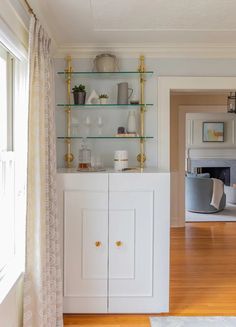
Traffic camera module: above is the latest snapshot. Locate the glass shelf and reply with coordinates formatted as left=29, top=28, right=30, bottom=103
left=57, top=136, right=154, bottom=139
left=57, top=71, right=154, bottom=78
left=57, top=103, right=153, bottom=108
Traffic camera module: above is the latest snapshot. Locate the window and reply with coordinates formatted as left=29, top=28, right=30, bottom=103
left=0, top=45, right=13, bottom=151
left=0, top=43, right=14, bottom=274
left=0, top=47, right=8, bottom=150
left=0, top=42, right=28, bottom=303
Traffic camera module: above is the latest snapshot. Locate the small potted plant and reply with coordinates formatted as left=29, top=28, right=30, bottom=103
left=99, top=94, right=108, bottom=104
left=72, top=84, right=86, bottom=105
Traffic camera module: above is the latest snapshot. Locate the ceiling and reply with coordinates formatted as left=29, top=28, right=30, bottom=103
left=28, top=0, right=236, bottom=46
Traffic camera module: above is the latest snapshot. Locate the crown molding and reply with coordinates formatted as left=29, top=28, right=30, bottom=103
left=16, top=0, right=58, bottom=54
left=9, top=0, right=29, bottom=32
left=0, top=0, right=29, bottom=54
left=54, top=43, right=236, bottom=59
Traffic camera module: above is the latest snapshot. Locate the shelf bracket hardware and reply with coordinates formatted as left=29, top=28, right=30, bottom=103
left=137, top=55, right=146, bottom=169
left=64, top=56, right=74, bottom=167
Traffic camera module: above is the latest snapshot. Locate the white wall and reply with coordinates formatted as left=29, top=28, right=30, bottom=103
left=186, top=111, right=236, bottom=151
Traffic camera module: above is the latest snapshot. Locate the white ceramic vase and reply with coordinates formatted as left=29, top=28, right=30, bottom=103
left=127, top=111, right=136, bottom=133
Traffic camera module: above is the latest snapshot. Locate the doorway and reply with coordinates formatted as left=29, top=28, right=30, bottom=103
left=172, top=93, right=236, bottom=224
left=171, top=94, right=229, bottom=225
left=157, top=76, right=236, bottom=226
left=157, top=77, right=236, bottom=314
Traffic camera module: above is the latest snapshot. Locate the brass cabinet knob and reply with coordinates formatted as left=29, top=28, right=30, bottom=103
left=95, top=241, right=102, bottom=247
left=115, top=241, right=123, bottom=247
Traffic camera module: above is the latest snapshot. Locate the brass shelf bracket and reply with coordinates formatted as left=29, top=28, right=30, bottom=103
left=64, top=56, right=74, bottom=168
left=137, top=55, right=146, bottom=169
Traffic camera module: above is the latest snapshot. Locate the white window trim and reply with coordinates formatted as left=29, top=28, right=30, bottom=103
left=0, top=258, right=24, bottom=304
left=0, top=15, right=28, bottom=304
left=0, top=14, right=27, bottom=62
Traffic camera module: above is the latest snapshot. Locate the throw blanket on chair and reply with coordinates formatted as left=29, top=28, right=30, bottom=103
left=210, top=178, right=224, bottom=210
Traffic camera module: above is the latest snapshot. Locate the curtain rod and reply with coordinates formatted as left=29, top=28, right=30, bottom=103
left=24, top=0, right=37, bottom=20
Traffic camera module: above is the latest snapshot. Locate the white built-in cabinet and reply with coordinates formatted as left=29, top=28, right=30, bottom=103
left=57, top=170, right=170, bottom=313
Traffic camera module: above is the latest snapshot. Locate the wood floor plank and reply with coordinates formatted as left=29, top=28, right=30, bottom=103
left=64, top=314, right=151, bottom=326
left=64, top=222, right=236, bottom=326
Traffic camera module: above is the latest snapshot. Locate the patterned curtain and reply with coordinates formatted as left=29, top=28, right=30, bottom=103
left=23, top=15, right=63, bottom=327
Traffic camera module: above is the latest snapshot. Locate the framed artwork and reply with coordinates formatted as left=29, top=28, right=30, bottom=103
left=202, top=122, right=224, bottom=142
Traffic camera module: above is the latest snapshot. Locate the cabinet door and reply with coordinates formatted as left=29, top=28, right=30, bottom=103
left=108, top=173, right=170, bottom=313
left=60, top=174, right=109, bottom=313
left=109, top=191, right=153, bottom=309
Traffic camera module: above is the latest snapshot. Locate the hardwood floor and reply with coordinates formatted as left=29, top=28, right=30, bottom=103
left=64, top=314, right=150, bottom=326
left=170, top=222, right=236, bottom=315
left=64, top=222, right=236, bottom=326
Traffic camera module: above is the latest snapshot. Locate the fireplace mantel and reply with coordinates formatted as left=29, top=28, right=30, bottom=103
left=188, top=148, right=236, bottom=160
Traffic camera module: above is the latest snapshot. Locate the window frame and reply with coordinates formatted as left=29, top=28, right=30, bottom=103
left=0, top=39, right=28, bottom=303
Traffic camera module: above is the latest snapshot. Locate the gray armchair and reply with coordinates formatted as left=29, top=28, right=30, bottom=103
left=185, top=176, right=226, bottom=213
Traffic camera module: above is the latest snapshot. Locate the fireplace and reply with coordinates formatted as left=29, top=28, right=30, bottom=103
left=196, top=167, right=230, bottom=186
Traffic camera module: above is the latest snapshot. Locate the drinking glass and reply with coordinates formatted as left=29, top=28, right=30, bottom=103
left=97, top=116, right=103, bottom=136
left=84, top=116, right=91, bottom=136
left=71, top=117, right=79, bottom=137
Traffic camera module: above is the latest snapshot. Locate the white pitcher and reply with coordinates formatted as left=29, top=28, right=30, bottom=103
left=117, top=82, right=133, bottom=104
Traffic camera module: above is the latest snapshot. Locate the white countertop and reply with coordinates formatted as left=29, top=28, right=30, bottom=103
left=57, top=167, right=170, bottom=174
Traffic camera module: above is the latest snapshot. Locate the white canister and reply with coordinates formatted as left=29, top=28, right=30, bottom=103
left=114, top=150, right=128, bottom=171
left=94, top=53, right=118, bottom=72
